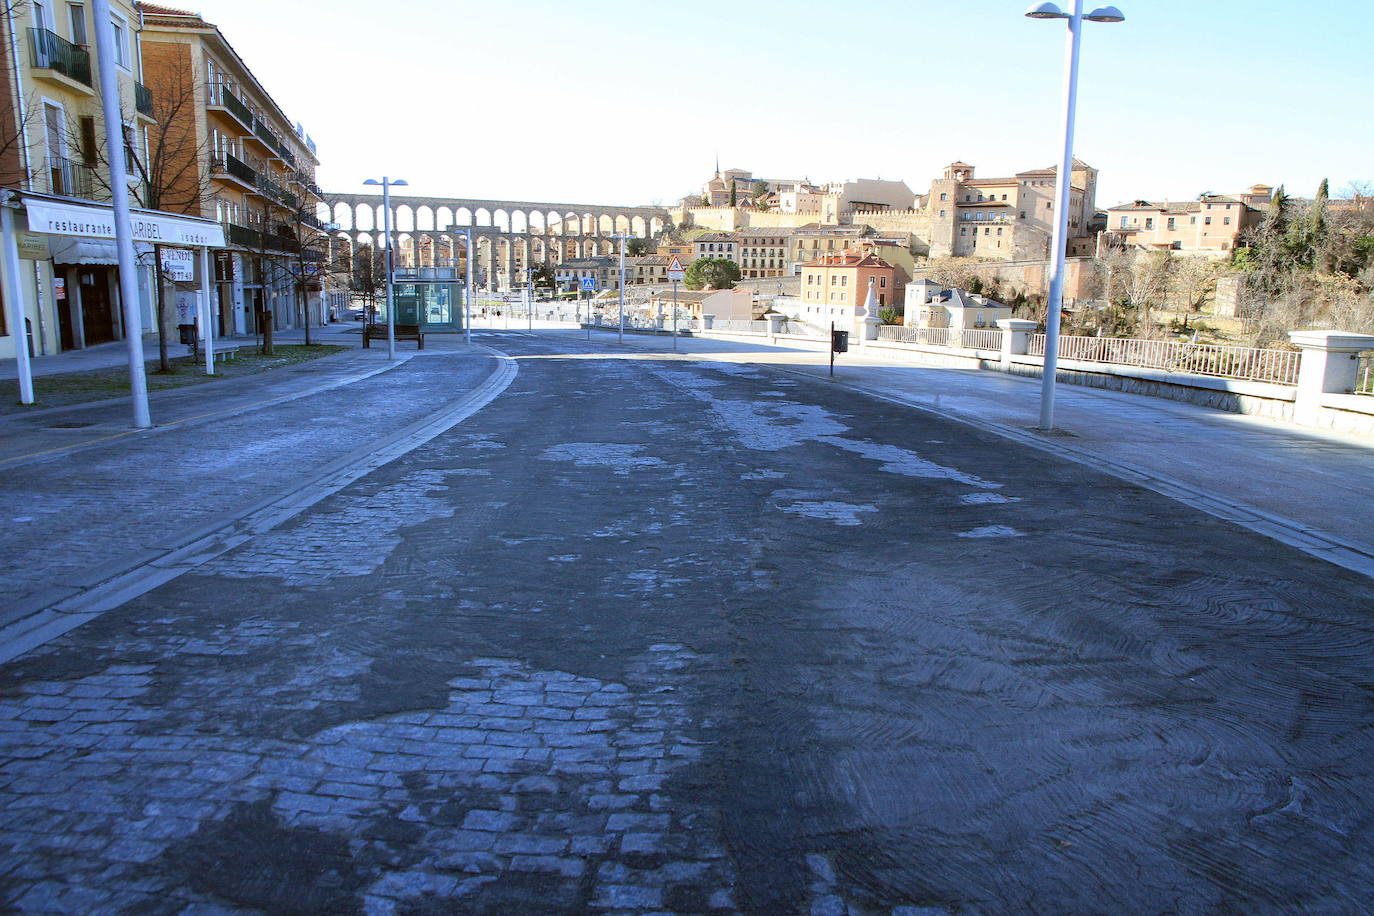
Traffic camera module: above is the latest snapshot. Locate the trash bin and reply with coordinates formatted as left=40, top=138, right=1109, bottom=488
left=178, top=323, right=196, bottom=345
left=831, top=329, right=849, bottom=353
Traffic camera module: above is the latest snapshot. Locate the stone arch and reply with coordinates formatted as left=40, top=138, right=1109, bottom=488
left=650, top=217, right=664, bottom=235
left=614, top=215, right=630, bottom=235
left=435, top=206, right=454, bottom=230
left=456, top=207, right=474, bottom=227
left=631, top=215, right=646, bottom=237
left=598, top=214, right=614, bottom=236
left=528, top=210, right=545, bottom=234
left=476, top=208, right=492, bottom=227
left=494, top=209, right=511, bottom=233
left=355, top=205, right=375, bottom=232
left=511, top=210, right=527, bottom=234
left=394, top=205, right=415, bottom=233
left=416, top=205, right=435, bottom=232
left=395, top=233, right=414, bottom=267
left=331, top=202, right=351, bottom=229
left=546, top=211, right=561, bottom=235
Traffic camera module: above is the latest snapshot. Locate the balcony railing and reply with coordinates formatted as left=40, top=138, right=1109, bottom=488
left=224, top=222, right=261, bottom=249
left=46, top=155, right=94, bottom=198
left=135, top=81, right=154, bottom=117
left=29, top=28, right=91, bottom=87
left=222, top=152, right=257, bottom=186
left=254, top=119, right=277, bottom=150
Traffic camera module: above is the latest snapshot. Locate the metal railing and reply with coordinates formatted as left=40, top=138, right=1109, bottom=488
left=221, top=153, right=257, bottom=186
left=1029, top=334, right=1302, bottom=385
left=876, top=325, right=1003, bottom=349
left=29, top=28, right=91, bottom=86
left=45, top=155, right=93, bottom=198
left=1354, top=352, right=1373, bottom=396
left=223, top=222, right=260, bottom=248
left=135, top=81, right=154, bottom=117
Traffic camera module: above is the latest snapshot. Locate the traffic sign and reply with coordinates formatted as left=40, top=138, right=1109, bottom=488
left=580, top=277, right=596, bottom=291
left=666, top=255, right=686, bottom=282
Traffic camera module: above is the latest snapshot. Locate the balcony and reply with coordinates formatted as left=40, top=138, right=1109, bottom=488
left=256, top=173, right=298, bottom=210
left=206, top=84, right=253, bottom=131
left=135, top=81, right=154, bottom=119
left=210, top=152, right=258, bottom=192
left=45, top=155, right=94, bottom=198
left=29, top=28, right=92, bottom=91
left=223, top=222, right=261, bottom=249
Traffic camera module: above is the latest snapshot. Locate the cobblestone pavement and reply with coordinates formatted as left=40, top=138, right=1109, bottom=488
left=0, top=347, right=497, bottom=616
left=2, top=331, right=1374, bottom=913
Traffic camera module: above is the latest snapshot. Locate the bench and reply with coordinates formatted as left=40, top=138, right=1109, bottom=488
left=183, top=343, right=243, bottom=360
left=363, top=323, right=425, bottom=349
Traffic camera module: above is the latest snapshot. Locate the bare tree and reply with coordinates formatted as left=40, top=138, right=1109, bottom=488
left=0, top=2, right=41, bottom=189
left=76, top=62, right=213, bottom=370
left=257, top=173, right=334, bottom=347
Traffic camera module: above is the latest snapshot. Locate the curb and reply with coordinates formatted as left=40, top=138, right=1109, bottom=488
left=0, top=346, right=519, bottom=664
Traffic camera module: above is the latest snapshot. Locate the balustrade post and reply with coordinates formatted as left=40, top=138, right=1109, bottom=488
left=1289, top=330, right=1374, bottom=426
left=996, top=318, right=1038, bottom=370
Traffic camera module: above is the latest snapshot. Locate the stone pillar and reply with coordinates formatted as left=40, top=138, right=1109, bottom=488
left=997, top=318, right=1038, bottom=369
left=1289, top=330, right=1374, bottom=425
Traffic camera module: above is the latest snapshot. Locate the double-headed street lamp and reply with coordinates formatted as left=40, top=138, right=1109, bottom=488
left=363, top=176, right=408, bottom=360
left=1025, top=1, right=1124, bottom=431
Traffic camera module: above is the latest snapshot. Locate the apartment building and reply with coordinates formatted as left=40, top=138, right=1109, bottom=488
left=139, top=3, right=324, bottom=337
left=693, top=232, right=736, bottom=262
left=1102, top=185, right=1271, bottom=255
left=555, top=257, right=616, bottom=293
left=736, top=227, right=790, bottom=279
left=0, top=0, right=161, bottom=359
left=800, top=250, right=899, bottom=314
left=788, top=224, right=877, bottom=273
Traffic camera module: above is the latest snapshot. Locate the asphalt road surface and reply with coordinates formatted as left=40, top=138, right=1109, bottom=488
left=3, top=330, right=1373, bottom=914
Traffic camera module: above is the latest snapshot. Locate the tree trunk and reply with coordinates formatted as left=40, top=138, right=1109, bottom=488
left=300, top=286, right=312, bottom=346
left=152, top=243, right=171, bottom=372
left=261, top=295, right=274, bottom=356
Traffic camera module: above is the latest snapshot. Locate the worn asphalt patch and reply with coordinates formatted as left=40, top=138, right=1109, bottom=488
left=1, top=332, right=1372, bottom=913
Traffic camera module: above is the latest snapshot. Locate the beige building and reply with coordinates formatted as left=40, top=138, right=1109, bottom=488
left=0, top=0, right=160, bottom=359
left=735, top=227, right=790, bottom=278
left=905, top=280, right=1011, bottom=330
left=800, top=250, right=900, bottom=312
left=925, top=159, right=1099, bottom=261
left=139, top=3, right=324, bottom=337
left=1102, top=185, right=1270, bottom=254
left=693, top=231, right=737, bottom=262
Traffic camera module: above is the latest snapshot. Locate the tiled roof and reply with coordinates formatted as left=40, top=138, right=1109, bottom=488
left=802, top=251, right=894, bottom=269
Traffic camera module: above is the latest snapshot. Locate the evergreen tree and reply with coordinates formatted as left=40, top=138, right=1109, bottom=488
left=728, top=179, right=737, bottom=208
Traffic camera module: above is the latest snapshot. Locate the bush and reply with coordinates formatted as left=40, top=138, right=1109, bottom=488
left=878, top=307, right=900, bottom=325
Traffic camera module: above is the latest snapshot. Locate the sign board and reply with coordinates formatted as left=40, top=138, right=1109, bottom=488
left=580, top=277, right=596, bottom=291
left=53, top=277, right=65, bottom=301
left=160, top=248, right=195, bottom=282
left=17, top=231, right=49, bottom=260
left=666, top=255, right=686, bottom=282
left=24, top=199, right=226, bottom=247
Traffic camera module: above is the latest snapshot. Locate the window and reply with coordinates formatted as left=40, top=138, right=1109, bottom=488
left=1167, top=217, right=1175, bottom=230
left=67, top=3, right=85, bottom=44
left=984, top=228, right=991, bottom=235
left=1223, top=216, right=1231, bottom=225
left=940, top=192, right=947, bottom=201
left=1002, top=194, right=1008, bottom=200
left=1204, top=217, right=1212, bottom=225
left=1190, top=216, right=1197, bottom=225
left=997, top=228, right=1003, bottom=236
left=1021, top=211, right=1027, bottom=219
left=110, top=14, right=129, bottom=68
left=841, top=276, right=847, bottom=287
left=879, top=277, right=886, bottom=288
left=1145, top=218, right=1153, bottom=229
left=939, top=209, right=946, bottom=217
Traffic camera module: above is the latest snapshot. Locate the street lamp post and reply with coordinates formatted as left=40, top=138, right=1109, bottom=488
left=612, top=234, right=627, bottom=343
left=1024, top=1, right=1124, bottom=431
left=464, top=227, right=474, bottom=344
left=363, top=176, right=408, bottom=359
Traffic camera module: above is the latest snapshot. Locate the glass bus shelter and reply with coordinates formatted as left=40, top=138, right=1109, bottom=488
left=391, top=266, right=465, bottom=332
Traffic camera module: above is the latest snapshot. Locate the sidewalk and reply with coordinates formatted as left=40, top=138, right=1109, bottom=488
left=0, top=321, right=363, bottom=380
left=549, top=326, right=1374, bottom=578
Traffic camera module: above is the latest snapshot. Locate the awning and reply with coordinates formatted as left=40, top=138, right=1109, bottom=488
left=22, top=195, right=225, bottom=248
left=49, top=236, right=155, bottom=266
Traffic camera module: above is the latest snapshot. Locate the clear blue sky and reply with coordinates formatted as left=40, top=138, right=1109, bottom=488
left=195, top=0, right=1372, bottom=208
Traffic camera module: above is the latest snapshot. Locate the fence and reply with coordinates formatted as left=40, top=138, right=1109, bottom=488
left=1029, top=334, right=1301, bottom=385
left=878, top=325, right=1003, bottom=350
left=1356, top=352, right=1374, bottom=396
